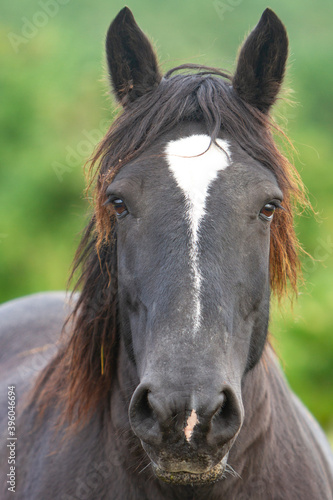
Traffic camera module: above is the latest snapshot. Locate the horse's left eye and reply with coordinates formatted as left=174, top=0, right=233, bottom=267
left=259, top=203, right=277, bottom=221
left=111, top=198, right=128, bottom=217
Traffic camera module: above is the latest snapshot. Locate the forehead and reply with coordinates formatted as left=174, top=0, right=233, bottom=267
left=111, top=124, right=280, bottom=199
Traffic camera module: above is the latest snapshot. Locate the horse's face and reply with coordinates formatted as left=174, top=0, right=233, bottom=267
left=105, top=7, right=288, bottom=484
left=108, top=124, right=282, bottom=482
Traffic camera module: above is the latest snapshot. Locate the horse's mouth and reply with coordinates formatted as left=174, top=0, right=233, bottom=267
left=153, top=460, right=225, bottom=485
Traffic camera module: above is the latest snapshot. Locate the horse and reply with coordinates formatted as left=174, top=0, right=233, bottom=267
left=1, top=7, right=332, bottom=499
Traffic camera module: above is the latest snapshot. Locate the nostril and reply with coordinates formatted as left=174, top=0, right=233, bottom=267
left=138, top=389, right=153, bottom=419
left=215, top=391, right=226, bottom=415
left=129, top=385, right=161, bottom=445
left=130, top=386, right=153, bottom=423
left=209, top=389, right=242, bottom=446
left=216, top=390, right=233, bottom=421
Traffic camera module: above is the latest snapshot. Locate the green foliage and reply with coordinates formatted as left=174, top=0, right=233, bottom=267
left=1, top=0, right=332, bottom=436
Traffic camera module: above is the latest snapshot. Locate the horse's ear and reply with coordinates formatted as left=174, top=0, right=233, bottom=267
left=233, top=9, right=288, bottom=113
left=106, top=7, right=162, bottom=106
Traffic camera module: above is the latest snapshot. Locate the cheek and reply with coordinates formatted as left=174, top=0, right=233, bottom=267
left=250, top=250, right=270, bottom=291
left=117, top=274, right=149, bottom=373
left=117, top=229, right=149, bottom=292
left=128, top=306, right=149, bottom=369
left=237, top=240, right=271, bottom=313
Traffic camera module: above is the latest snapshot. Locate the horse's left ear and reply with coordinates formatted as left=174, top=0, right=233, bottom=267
left=106, top=7, right=162, bottom=106
left=233, top=9, right=288, bottom=113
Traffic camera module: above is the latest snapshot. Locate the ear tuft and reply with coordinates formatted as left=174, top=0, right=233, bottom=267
left=106, top=7, right=162, bottom=106
left=233, top=8, right=288, bottom=113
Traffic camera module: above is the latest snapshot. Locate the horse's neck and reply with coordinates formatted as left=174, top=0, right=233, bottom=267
left=227, top=343, right=306, bottom=493
left=109, top=340, right=143, bottom=446
left=227, top=347, right=275, bottom=475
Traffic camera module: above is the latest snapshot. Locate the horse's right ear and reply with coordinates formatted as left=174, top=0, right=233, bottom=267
left=106, top=7, right=162, bottom=106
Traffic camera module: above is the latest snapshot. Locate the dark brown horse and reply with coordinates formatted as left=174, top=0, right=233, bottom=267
left=1, top=8, right=332, bottom=499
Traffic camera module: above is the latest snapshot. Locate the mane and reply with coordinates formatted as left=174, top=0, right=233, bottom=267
left=32, top=64, right=308, bottom=427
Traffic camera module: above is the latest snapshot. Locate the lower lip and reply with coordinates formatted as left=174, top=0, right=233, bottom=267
left=153, top=461, right=225, bottom=485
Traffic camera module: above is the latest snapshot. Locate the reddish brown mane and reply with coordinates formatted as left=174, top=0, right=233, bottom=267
left=32, top=65, right=309, bottom=428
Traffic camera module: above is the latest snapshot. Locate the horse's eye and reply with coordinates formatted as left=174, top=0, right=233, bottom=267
left=259, top=203, right=277, bottom=221
left=111, top=198, right=128, bottom=218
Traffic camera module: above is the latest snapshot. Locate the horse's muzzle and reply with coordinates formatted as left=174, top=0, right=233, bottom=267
left=129, top=379, right=243, bottom=484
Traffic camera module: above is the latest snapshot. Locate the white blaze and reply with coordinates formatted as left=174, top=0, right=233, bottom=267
left=165, top=134, right=231, bottom=332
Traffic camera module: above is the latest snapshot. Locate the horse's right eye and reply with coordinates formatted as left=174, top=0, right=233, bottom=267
left=111, top=198, right=128, bottom=218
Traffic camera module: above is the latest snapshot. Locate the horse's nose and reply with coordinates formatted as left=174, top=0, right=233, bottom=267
left=129, top=382, right=242, bottom=449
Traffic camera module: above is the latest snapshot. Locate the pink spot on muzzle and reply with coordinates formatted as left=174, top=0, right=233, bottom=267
left=184, top=409, right=199, bottom=442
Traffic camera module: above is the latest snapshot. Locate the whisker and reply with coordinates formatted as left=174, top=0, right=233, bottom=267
left=225, top=463, right=241, bottom=479
left=138, top=461, right=152, bottom=474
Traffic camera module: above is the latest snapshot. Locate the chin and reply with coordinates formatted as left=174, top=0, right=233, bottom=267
left=153, top=457, right=227, bottom=485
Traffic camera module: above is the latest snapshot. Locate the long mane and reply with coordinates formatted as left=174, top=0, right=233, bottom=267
left=31, top=65, right=308, bottom=427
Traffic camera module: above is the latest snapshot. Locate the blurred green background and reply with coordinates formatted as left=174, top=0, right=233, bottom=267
left=0, top=1, right=332, bottom=439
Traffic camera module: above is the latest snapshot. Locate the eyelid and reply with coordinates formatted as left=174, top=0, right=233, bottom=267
left=103, top=194, right=124, bottom=206
left=103, top=196, right=113, bottom=207
left=264, top=198, right=284, bottom=209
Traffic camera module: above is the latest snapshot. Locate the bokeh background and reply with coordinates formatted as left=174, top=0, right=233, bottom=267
left=1, top=1, right=332, bottom=440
